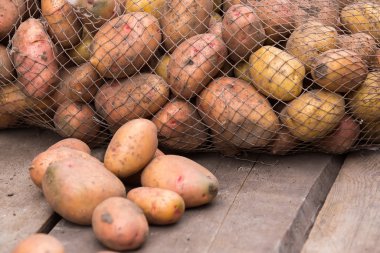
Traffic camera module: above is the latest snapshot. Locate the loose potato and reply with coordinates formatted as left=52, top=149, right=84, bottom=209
left=311, top=49, right=368, bottom=93
left=197, top=77, right=280, bottom=148
left=90, top=12, right=161, bottom=78
left=30, top=147, right=100, bottom=188
left=127, top=187, right=185, bottom=225
left=314, top=116, right=360, bottom=153
left=208, top=21, right=223, bottom=38
left=0, top=112, right=18, bottom=128
left=222, top=4, right=266, bottom=62
left=0, top=45, right=14, bottom=85
left=68, top=27, right=93, bottom=65
left=280, top=90, right=345, bottom=142
left=42, top=157, right=126, bottom=225
left=167, top=33, right=227, bottom=99
left=12, top=18, right=58, bottom=98
left=47, top=138, right=91, bottom=154
left=349, top=71, right=380, bottom=122
left=154, top=54, right=170, bottom=83
left=54, top=101, right=101, bottom=141
left=92, top=197, right=149, bottom=251
left=11, top=234, right=64, bottom=253
left=249, top=46, right=305, bottom=101
left=234, top=61, right=251, bottom=83
left=293, top=0, right=340, bottom=28
left=337, top=33, right=377, bottom=65
left=269, top=127, right=299, bottom=155
left=0, top=0, right=27, bottom=39
left=42, top=0, right=82, bottom=48
left=341, top=2, right=380, bottom=41
left=160, top=0, right=212, bottom=52
left=104, top=119, right=158, bottom=178
left=95, top=74, right=169, bottom=129
left=152, top=100, right=208, bottom=150
left=126, top=0, right=165, bottom=19
left=286, top=21, right=338, bottom=72
left=141, top=155, right=219, bottom=207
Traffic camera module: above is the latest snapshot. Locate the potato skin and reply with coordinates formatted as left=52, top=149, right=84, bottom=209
left=154, top=54, right=171, bottom=83
left=293, top=0, right=340, bottom=28
left=11, top=234, right=64, bottom=253
left=349, top=71, right=380, bottom=122
left=280, top=90, right=345, bottom=142
left=0, top=0, right=26, bottom=39
left=95, top=74, right=169, bottom=129
left=341, top=2, right=380, bottom=41
left=208, top=21, right=223, bottom=38
left=90, top=12, right=161, bottom=78
left=47, top=138, right=91, bottom=154
left=126, top=0, right=165, bottom=19
left=222, top=4, right=266, bottom=62
left=311, top=49, right=368, bottom=93
left=234, top=61, right=251, bottom=83
left=0, top=45, right=14, bottom=85
left=152, top=99, right=208, bottom=150
left=167, top=33, right=226, bottom=99
left=337, top=33, right=377, bottom=65
left=286, top=21, right=338, bottom=72
left=269, top=127, right=299, bottom=155
left=92, top=197, right=149, bottom=251
left=197, top=77, right=279, bottom=149
left=249, top=46, right=305, bottom=101
left=12, top=18, right=58, bottom=98
left=104, top=119, right=158, bottom=178
left=43, top=157, right=126, bottom=225
left=54, top=101, right=101, bottom=141
left=127, top=187, right=185, bottom=225
left=42, top=0, right=82, bottom=48
left=141, top=155, right=219, bottom=207
left=160, top=0, right=212, bottom=52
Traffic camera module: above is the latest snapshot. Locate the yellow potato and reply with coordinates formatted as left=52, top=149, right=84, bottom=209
left=234, top=61, right=251, bottom=83
left=280, top=90, right=345, bottom=142
left=249, top=46, right=305, bottom=101
left=127, top=187, right=185, bottom=225
left=154, top=54, right=170, bottom=83
left=349, top=71, right=380, bottom=122
left=11, top=234, right=64, bottom=253
left=68, top=27, right=93, bottom=65
left=209, top=12, right=222, bottom=27
left=126, top=0, right=165, bottom=19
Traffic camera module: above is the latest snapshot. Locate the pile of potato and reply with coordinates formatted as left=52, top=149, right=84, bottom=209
left=1, top=0, right=380, bottom=154
left=12, top=119, right=219, bottom=252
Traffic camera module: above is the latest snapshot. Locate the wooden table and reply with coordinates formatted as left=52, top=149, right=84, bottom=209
left=1, top=128, right=379, bottom=253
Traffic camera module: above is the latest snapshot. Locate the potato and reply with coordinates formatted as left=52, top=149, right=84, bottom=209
left=311, top=49, right=368, bottom=93
left=222, top=4, right=266, bottom=62
left=280, top=90, right=345, bottom=142
left=12, top=18, right=58, bottom=98
left=0, top=112, right=18, bottom=128
left=95, top=73, right=169, bottom=129
left=372, top=48, right=380, bottom=69
left=249, top=46, right=305, bottom=101
left=152, top=99, right=208, bottom=150
left=104, top=119, right=158, bottom=178
left=341, top=2, right=380, bottom=41
left=154, top=54, right=170, bottom=83
left=167, top=33, right=227, bottom=99
left=349, top=71, right=380, bottom=122
left=363, top=121, right=380, bottom=143
left=314, top=116, right=360, bottom=153
left=209, top=12, right=222, bottom=27
left=286, top=21, right=338, bottom=72
left=0, top=0, right=27, bottom=39
left=11, top=234, right=64, bottom=253
left=0, top=45, right=14, bottom=85
left=250, top=0, right=295, bottom=44
left=127, top=187, right=185, bottom=225
left=68, top=27, right=93, bottom=65
left=30, top=147, right=100, bottom=188
left=234, top=62, right=251, bottom=83
left=54, top=101, right=101, bottom=141
left=223, top=0, right=241, bottom=12
left=126, top=0, right=165, bottom=19
left=42, top=0, right=82, bottom=48
left=141, top=155, right=219, bottom=207
left=208, top=21, right=223, bottom=38
left=47, top=138, right=91, bottom=154
left=92, top=197, right=149, bottom=251
left=337, top=33, right=377, bottom=65
left=197, top=77, right=280, bottom=148
left=42, top=157, right=126, bottom=225
left=160, top=0, right=212, bottom=52
left=90, top=12, right=161, bottom=78
left=293, top=0, right=340, bottom=28
left=269, top=127, right=299, bottom=155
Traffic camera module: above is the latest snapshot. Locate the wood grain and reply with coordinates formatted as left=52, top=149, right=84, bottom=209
left=301, top=150, right=380, bottom=253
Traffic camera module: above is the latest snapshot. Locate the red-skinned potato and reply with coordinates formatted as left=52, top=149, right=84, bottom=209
left=0, top=0, right=27, bottom=39
left=127, top=187, right=185, bottom=225
left=11, top=234, right=64, bottom=253
left=141, top=155, right=219, bottom=208
left=47, top=138, right=91, bottom=153
left=269, top=127, right=299, bottom=155
left=337, top=33, right=377, bottom=65
left=92, top=197, right=149, bottom=251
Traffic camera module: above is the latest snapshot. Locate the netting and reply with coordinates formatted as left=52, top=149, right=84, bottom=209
left=0, top=0, right=379, bottom=154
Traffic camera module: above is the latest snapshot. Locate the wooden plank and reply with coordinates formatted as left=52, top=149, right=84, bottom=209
left=301, top=150, right=380, bottom=253
left=49, top=153, right=343, bottom=253
left=0, top=128, right=62, bottom=253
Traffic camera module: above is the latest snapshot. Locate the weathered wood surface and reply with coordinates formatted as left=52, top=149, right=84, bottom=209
left=0, top=128, right=62, bottom=253
left=301, top=150, right=380, bottom=253
left=50, top=153, right=343, bottom=253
